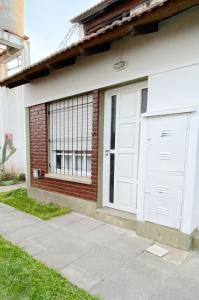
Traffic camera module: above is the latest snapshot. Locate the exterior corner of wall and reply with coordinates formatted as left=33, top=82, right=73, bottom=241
left=97, top=90, right=105, bottom=209
left=25, top=107, right=31, bottom=187
left=181, top=112, right=199, bottom=234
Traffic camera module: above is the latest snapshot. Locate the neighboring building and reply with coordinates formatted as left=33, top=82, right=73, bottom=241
left=1, top=0, right=199, bottom=249
left=0, top=0, right=30, bottom=174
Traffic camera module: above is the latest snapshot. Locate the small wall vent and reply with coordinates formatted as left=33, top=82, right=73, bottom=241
left=33, top=169, right=42, bottom=179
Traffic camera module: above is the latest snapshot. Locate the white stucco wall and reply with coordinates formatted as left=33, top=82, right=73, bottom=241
left=0, top=86, right=26, bottom=174
left=24, top=6, right=199, bottom=108
left=192, top=125, right=199, bottom=231
left=148, top=64, right=199, bottom=111
left=21, top=6, right=199, bottom=232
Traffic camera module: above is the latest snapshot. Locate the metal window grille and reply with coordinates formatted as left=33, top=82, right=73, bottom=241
left=48, top=94, right=93, bottom=177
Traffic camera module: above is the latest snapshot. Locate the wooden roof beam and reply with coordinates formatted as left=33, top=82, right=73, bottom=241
left=50, top=57, right=76, bottom=70
left=133, top=22, right=159, bottom=35
left=7, top=78, right=29, bottom=89
left=25, top=68, right=50, bottom=81
left=79, top=42, right=111, bottom=56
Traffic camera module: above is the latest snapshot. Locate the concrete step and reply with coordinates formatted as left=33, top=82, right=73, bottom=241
left=192, top=230, right=199, bottom=250
left=95, top=207, right=196, bottom=251
left=95, top=207, right=136, bottom=231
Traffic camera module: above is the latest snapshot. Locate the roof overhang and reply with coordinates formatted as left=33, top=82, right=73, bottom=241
left=1, top=0, right=199, bottom=89
left=71, top=0, right=119, bottom=24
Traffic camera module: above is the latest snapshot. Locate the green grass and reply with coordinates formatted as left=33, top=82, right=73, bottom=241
left=0, top=237, right=99, bottom=300
left=0, top=189, right=70, bottom=220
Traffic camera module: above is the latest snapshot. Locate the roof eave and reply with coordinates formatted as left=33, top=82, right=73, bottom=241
left=2, top=0, right=199, bottom=89
left=70, top=0, right=117, bottom=24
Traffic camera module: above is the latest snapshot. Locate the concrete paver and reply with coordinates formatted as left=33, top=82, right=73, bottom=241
left=31, top=228, right=77, bottom=249
left=35, top=239, right=96, bottom=271
left=90, top=264, right=161, bottom=300
left=3, top=223, right=51, bottom=244
left=62, top=216, right=104, bottom=235
left=70, top=244, right=129, bottom=279
left=46, top=212, right=86, bottom=227
left=105, top=230, right=152, bottom=258
left=128, top=252, right=177, bottom=282
left=135, top=252, right=177, bottom=280
left=0, top=199, right=198, bottom=300
left=61, top=265, right=101, bottom=291
left=19, top=239, right=46, bottom=256
left=151, top=273, right=199, bottom=300
left=83, top=223, right=125, bottom=245
left=2, top=216, right=38, bottom=232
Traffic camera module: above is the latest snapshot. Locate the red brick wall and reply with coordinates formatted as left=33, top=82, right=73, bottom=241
left=29, top=90, right=99, bottom=202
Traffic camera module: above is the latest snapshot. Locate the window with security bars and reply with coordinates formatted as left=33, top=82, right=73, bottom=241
left=48, top=94, right=93, bottom=177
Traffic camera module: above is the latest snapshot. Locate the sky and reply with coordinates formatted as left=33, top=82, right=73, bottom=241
left=24, top=0, right=99, bottom=63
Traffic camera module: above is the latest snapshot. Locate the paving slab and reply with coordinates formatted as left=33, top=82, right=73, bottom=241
left=31, top=228, right=77, bottom=249
left=138, top=251, right=177, bottom=270
left=151, top=285, right=194, bottom=300
left=172, top=252, right=199, bottom=283
left=0, top=202, right=6, bottom=207
left=0, top=201, right=198, bottom=300
left=151, top=274, right=199, bottom=300
left=19, top=239, right=46, bottom=256
left=83, top=223, right=125, bottom=245
left=36, top=239, right=96, bottom=271
left=61, top=265, right=101, bottom=291
left=0, top=210, right=29, bottom=223
left=90, top=264, right=161, bottom=300
left=3, top=224, right=51, bottom=244
left=2, top=216, right=38, bottom=232
left=149, top=252, right=199, bottom=300
left=63, top=217, right=104, bottom=235
left=106, top=230, right=152, bottom=259
left=70, top=245, right=129, bottom=279
left=163, top=247, right=190, bottom=265
left=129, top=252, right=177, bottom=282
left=47, top=212, right=86, bottom=228
left=0, top=205, right=16, bottom=214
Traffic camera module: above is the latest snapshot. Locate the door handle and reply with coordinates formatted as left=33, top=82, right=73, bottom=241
left=105, top=149, right=110, bottom=156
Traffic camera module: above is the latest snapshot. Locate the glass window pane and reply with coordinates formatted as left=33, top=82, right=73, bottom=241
left=141, top=88, right=148, bottom=114
left=56, top=151, right=62, bottom=170
left=64, top=154, right=72, bottom=173
left=86, top=155, right=91, bottom=176
left=75, top=155, right=82, bottom=173
left=109, top=153, right=115, bottom=203
left=110, top=95, right=117, bottom=150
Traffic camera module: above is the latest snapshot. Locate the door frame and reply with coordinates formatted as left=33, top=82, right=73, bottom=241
left=102, top=82, right=148, bottom=213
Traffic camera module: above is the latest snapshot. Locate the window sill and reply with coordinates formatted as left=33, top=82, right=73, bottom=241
left=45, top=173, right=92, bottom=185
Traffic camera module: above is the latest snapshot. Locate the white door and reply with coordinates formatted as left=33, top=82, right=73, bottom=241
left=103, top=83, right=147, bottom=213
left=144, top=113, right=189, bottom=229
